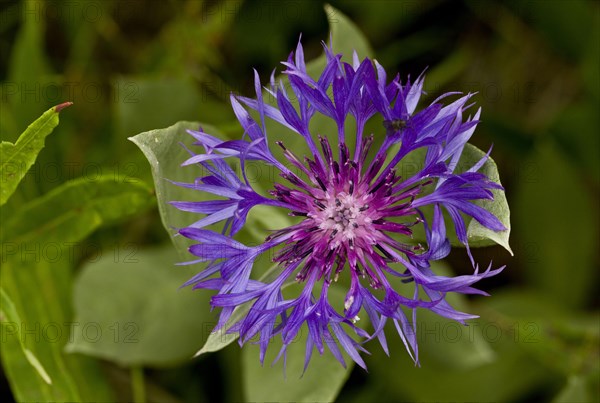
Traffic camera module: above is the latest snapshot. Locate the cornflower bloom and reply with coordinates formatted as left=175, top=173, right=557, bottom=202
left=173, top=40, right=506, bottom=370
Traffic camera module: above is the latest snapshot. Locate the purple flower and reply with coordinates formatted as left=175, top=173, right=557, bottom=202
left=174, top=40, right=506, bottom=370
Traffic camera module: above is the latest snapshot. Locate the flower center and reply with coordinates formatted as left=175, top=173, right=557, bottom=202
left=309, top=192, right=373, bottom=249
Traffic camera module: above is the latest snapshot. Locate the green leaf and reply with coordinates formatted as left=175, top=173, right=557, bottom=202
left=66, top=245, right=213, bottom=367
left=325, top=4, right=374, bottom=61
left=398, top=144, right=512, bottom=253
left=462, top=144, right=512, bottom=254
left=0, top=102, right=72, bottom=206
left=129, top=121, right=216, bottom=258
left=242, top=341, right=353, bottom=403
left=242, top=204, right=295, bottom=247
left=1, top=176, right=154, bottom=246
left=241, top=287, right=353, bottom=403
left=0, top=288, right=52, bottom=385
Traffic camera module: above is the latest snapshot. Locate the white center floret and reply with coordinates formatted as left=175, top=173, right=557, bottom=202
left=310, top=192, right=373, bottom=249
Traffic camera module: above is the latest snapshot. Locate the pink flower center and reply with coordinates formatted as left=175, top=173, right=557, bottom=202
left=309, top=191, right=376, bottom=250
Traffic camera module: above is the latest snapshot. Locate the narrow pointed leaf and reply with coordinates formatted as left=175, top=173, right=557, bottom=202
left=2, top=176, right=154, bottom=245
left=0, top=102, right=72, bottom=205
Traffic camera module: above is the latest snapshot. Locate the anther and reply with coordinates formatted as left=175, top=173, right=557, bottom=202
left=375, top=244, right=395, bottom=260
left=316, top=177, right=327, bottom=191
left=289, top=211, right=308, bottom=217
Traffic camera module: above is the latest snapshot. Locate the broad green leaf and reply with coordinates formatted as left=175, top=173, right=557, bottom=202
left=129, top=121, right=216, bottom=259
left=0, top=102, right=72, bottom=206
left=194, top=323, right=239, bottom=358
left=398, top=144, right=512, bottom=253
left=514, top=143, right=598, bottom=308
left=66, top=245, right=213, bottom=367
left=463, top=144, right=512, bottom=254
left=415, top=300, right=497, bottom=370
left=325, top=4, right=374, bottom=61
left=350, top=261, right=507, bottom=401
left=241, top=287, right=353, bottom=403
left=1, top=176, right=154, bottom=246
left=129, top=121, right=290, bottom=252
left=243, top=204, right=294, bottom=244
left=242, top=340, right=353, bottom=403
left=0, top=288, right=52, bottom=385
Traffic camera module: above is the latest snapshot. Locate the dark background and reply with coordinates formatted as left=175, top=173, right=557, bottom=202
left=1, top=0, right=598, bottom=401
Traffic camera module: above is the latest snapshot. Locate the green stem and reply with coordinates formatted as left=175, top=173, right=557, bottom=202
left=131, top=366, right=146, bottom=403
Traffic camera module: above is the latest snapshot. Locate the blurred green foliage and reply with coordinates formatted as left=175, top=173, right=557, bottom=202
left=1, top=0, right=598, bottom=402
